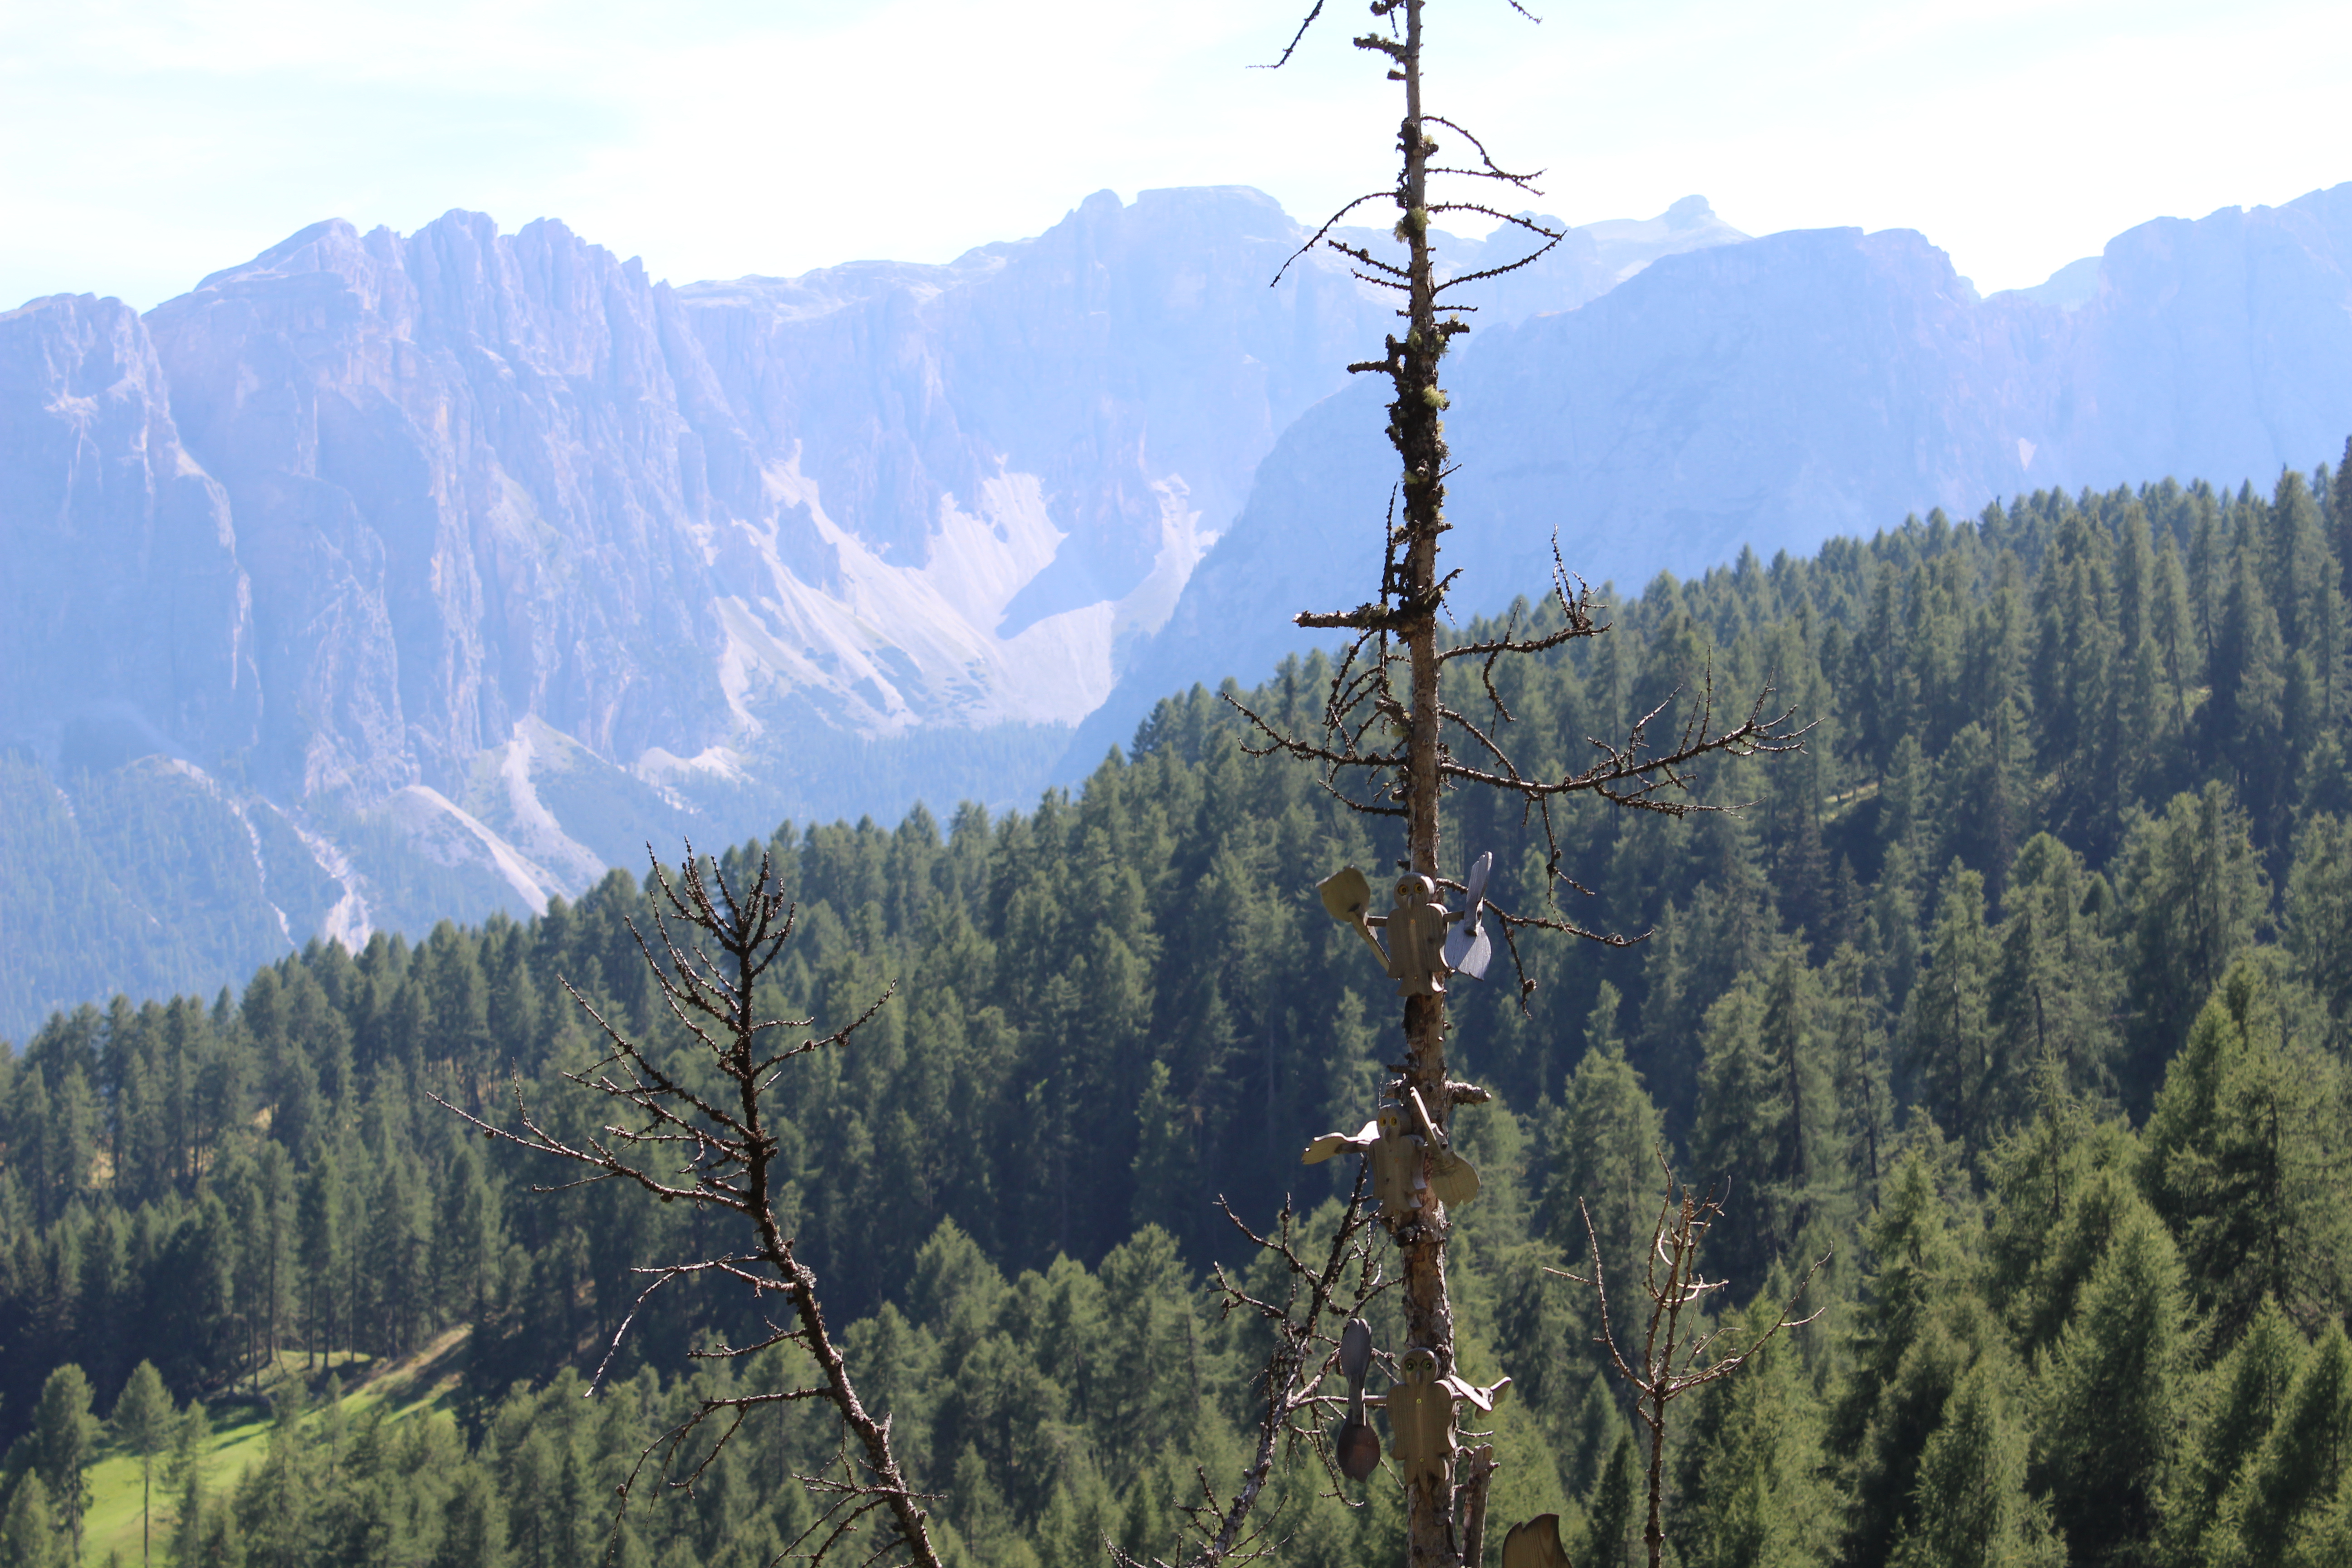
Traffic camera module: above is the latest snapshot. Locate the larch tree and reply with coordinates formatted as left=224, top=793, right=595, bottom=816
left=111, top=1359, right=175, bottom=1567
left=27, top=1365, right=94, bottom=1560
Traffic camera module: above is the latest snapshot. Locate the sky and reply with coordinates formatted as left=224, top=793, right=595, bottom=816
left=3, top=0, right=2347, bottom=312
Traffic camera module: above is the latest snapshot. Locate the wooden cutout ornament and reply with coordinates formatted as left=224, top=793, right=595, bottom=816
left=1442, top=852, right=1496, bottom=980
left=1439, top=1368, right=1512, bottom=1412
left=1404, top=1085, right=1480, bottom=1209
left=1300, top=1119, right=1380, bottom=1166
left=1317, top=867, right=1386, bottom=964
left=1368, top=1103, right=1428, bottom=1220
left=1383, top=1347, right=1454, bottom=1486
left=1316, top=858, right=1499, bottom=990
left=1501, top=1514, right=1571, bottom=1568
left=1384, top=875, right=1451, bottom=997
left=1334, top=1317, right=1381, bottom=1481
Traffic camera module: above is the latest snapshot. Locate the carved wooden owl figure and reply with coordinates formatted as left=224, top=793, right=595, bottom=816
left=1383, top=1346, right=1455, bottom=1486
left=1368, top=1103, right=1427, bottom=1220
left=1385, top=875, right=1450, bottom=997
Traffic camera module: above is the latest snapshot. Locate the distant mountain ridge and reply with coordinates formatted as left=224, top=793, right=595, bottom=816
left=1071, top=184, right=2352, bottom=766
left=2, top=181, right=2349, bottom=1036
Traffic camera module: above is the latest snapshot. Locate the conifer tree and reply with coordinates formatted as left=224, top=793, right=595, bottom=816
left=0, top=1474, right=62, bottom=1568
left=26, top=1365, right=93, bottom=1558
left=2033, top=1200, right=2187, bottom=1566
left=2214, top=1323, right=2352, bottom=1563
left=1887, top=1359, right=2063, bottom=1568
left=2141, top=957, right=2351, bottom=1338
left=1690, top=955, right=1832, bottom=1279
left=112, top=1359, right=174, bottom=1567
left=2284, top=813, right=2352, bottom=1052
left=1822, top=942, right=1892, bottom=1210
left=5, top=1066, right=54, bottom=1227
left=1908, top=862, right=1993, bottom=1150
left=295, top=1151, right=341, bottom=1371
left=2116, top=783, right=2269, bottom=1105
left=2148, top=526, right=2198, bottom=736
left=1980, top=1066, right=2139, bottom=1359
left=2335, top=437, right=2352, bottom=598
left=1831, top=1149, right=1981, bottom=1567
left=1584, top=1432, right=1639, bottom=1568
left=1671, top=1283, right=1837, bottom=1568
left=1980, top=858, right=2113, bottom=1155
left=2161, top=1294, right=2303, bottom=1565
left=1545, top=994, right=1666, bottom=1270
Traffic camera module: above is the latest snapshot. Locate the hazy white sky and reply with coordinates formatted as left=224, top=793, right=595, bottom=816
left=3, top=0, right=2347, bottom=311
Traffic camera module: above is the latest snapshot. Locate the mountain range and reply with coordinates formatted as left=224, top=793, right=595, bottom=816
left=3, top=180, right=2349, bottom=1036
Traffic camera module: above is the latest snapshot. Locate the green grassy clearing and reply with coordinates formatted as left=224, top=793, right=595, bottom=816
left=78, top=1331, right=470, bottom=1567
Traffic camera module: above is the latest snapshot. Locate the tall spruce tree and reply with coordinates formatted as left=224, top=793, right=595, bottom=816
left=2212, top=1323, right=2352, bottom=1563
left=1907, top=862, right=1994, bottom=1150
left=2284, top=813, right=2352, bottom=1052
left=0, top=1475, right=62, bottom=1568
left=2160, top=1294, right=2303, bottom=1565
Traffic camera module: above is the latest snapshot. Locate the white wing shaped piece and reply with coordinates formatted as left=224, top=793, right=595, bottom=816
left=1444, top=851, right=1494, bottom=980
left=1437, top=1372, right=1513, bottom=1412
left=1301, top=1120, right=1382, bottom=1165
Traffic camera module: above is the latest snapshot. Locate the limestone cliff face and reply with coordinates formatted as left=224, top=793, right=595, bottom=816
left=2045, top=185, right=2352, bottom=491
left=145, top=213, right=744, bottom=800
left=0, top=188, right=1753, bottom=836
left=0, top=291, right=257, bottom=774
left=0, top=188, right=1436, bottom=967
left=667, top=186, right=1395, bottom=731
left=105, top=189, right=1408, bottom=815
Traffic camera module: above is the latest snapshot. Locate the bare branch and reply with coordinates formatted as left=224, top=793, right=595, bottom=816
left=445, top=845, right=945, bottom=1568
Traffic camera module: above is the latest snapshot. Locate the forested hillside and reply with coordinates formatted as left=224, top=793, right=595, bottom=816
left=4, top=453, right=2352, bottom=1568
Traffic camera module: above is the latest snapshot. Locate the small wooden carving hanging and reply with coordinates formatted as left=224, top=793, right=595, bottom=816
left=1384, top=1347, right=1454, bottom=1486
left=1315, top=858, right=1498, bottom=989
left=1438, top=1368, right=1512, bottom=1411
left=1299, top=1119, right=1380, bottom=1166
left=1501, top=1514, right=1571, bottom=1568
left=1443, top=851, right=1496, bottom=980
left=1317, top=866, right=1385, bottom=963
left=1334, top=1317, right=1381, bottom=1481
left=1368, top=1103, right=1427, bottom=1220
left=1384, top=875, right=1451, bottom=996
left=1405, top=1085, right=1480, bottom=1209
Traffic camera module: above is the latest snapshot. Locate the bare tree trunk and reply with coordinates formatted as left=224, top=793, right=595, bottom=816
left=1241, top=4, right=1805, bottom=1563
left=1393, top=4, right=1469, bottom=1561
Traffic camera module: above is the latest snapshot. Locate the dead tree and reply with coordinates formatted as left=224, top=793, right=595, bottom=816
left=1553, top=1167, right=1827, bottom=1568
left=1110, top=1166, right=1393, bottom=1568
left=1218, top=3, right=1807, bottom=1566
left=434, top=846, right=944, bottom=1568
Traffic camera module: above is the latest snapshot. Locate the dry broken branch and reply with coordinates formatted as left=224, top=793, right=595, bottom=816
left=433, top=844, right=945, bottom=1568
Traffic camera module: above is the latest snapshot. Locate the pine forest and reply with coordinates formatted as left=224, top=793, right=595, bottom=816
left=5, top=455, right=2352, bottom=1568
